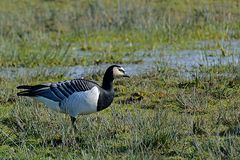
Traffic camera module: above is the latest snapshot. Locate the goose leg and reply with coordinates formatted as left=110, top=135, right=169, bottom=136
left=70, top=116, right=77, bottom=130
left=70, top=116, right=78, bottom=144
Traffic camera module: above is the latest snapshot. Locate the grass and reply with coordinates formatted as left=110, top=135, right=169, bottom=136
left=0, top=0, right=240, bottom=67
left=1, top=0, right=240, bottom=159
left=1, top=63, right=240, bottom=159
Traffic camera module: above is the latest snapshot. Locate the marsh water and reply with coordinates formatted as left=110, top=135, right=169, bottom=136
left=1, top=40, right=240, bottom=80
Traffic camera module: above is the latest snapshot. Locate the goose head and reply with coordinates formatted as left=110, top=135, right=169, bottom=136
left=105, top=65, right=130, bottom=79
left=102, top=65, right=129, bottom=90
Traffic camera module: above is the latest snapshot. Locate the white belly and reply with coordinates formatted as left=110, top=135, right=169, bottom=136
left=60, top=86, right=100, bottom=117
left=35, top=96, right=61, bottom=112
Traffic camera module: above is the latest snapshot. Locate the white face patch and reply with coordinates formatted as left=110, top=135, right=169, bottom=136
left=113, top=66, right=125, bottom=78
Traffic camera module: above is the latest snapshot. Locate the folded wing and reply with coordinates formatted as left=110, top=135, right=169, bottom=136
left=17, top=79, right=97, bottom=112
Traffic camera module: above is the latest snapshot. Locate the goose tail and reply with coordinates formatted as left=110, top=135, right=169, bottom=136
left=17, top=84, right=49, bottom=97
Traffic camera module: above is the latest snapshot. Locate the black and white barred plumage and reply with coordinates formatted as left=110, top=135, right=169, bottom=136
left=17, top=79, right=96, bottom=101
left=17, top=65, right=129, bottom=127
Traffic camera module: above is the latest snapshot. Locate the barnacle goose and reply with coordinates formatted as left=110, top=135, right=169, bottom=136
left=17, top=65, right=129, bottom=128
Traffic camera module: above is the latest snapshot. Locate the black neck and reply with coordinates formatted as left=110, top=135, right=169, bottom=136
left=102, top=73, right=114, bottom=91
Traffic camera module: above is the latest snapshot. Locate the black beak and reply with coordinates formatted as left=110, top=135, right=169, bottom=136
left=123, top=74, right=130, bottom=78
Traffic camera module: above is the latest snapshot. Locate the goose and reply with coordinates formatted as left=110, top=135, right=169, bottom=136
left=17, top=65, right=129, bottom=128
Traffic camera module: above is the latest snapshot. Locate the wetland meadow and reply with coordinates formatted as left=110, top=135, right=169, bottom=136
left=1, top=0, right=240, bottom=159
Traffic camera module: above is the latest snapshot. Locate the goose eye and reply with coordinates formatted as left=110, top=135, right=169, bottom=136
left=118, top=68, right=125, bottom=73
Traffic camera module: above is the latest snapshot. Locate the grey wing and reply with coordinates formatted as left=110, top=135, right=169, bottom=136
left=17, top=79, right=96, bottom=102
